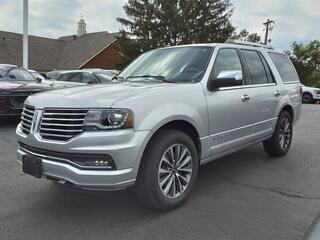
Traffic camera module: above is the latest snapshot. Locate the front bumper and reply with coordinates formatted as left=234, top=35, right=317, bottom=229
left=16, top=127, right=151, bottom=190
left=313, top=94, right=320, bottom=100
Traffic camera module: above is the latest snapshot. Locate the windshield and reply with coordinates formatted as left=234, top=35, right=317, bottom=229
left=119, top=46, right=213, bottom=83
left=0, top=66, right=36, bottom=81
left=30, top=71, right=45, bottom=80
left=94, top=72, right=114, bottom=83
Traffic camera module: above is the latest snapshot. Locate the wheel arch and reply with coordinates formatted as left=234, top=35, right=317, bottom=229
left=140, top=119, right=202, bottom=163
left=279, top=104, right=294, bottom=120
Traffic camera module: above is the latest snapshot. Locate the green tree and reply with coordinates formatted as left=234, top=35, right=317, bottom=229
left=231, top=28, right=261, bottom=43
left=286, top=40, right=320, bottom=87
left=116, top=0, right=234, bottom=67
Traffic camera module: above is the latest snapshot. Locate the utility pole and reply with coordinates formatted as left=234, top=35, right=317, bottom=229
left=23, top=0, right=29, bottom=69
left=263, top=18, right=275, bottom=45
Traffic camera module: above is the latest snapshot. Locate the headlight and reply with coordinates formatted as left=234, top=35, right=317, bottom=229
left=84, top=109, right=134, bottom=130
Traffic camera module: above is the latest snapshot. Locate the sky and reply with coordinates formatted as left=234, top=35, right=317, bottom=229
left=0, top=0, right=319, bottom=51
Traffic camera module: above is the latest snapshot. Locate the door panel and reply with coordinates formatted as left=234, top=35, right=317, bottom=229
left=245, top=85, right=279, bottom=138
left=205, top=48, right=255, bottom=156
left=205, top=88, right=255, bottom=155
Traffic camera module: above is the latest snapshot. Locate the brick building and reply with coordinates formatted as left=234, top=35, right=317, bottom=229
left=0, top=17, right=123, bottom=72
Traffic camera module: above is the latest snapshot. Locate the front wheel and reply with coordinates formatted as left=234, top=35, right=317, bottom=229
left=134, top=129, right=198, bottom=211
left=263, top=111, right=293, bottom=157
left=302, top=93, right=313, bottom=104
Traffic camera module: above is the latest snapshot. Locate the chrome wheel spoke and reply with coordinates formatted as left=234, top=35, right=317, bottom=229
left=279, top=117, right=292, bottom=150
left=178, top=156, right=192, bottom=169
left=177, top=148, right=188, bottom=164
left=176, top=175, right=183, bottom=192
left=162, top=156, right=173, bottom=168
left=178, top=167, right=192, bottom=173
left=158, top=143, right=193, bottom=199
left=163, top=175, right=174, bottom=195
left=177, top=173, right=189, bottom=185
left=159, top=168, right=171, bottom=174
left=160, top=173, right=172, bottom=188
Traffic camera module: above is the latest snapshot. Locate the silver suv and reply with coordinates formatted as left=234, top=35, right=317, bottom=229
left=16, top=41, right=302, bottom=210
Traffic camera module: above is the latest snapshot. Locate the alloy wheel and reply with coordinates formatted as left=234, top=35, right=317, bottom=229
left=279, top=117, right=292, bottom=150
left=158, top=144, right=193, bottom=199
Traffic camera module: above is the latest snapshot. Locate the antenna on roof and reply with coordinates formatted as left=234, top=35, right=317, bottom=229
left=225, top=39, right=274, bottom=50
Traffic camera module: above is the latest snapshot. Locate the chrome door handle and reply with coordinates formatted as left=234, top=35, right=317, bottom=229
left=241, top=94, right=250, bottom=102
left=274, top=90, right=281, bottom=97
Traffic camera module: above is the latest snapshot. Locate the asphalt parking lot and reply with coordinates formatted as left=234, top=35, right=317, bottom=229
left=0, top=104, right=319, bottom=240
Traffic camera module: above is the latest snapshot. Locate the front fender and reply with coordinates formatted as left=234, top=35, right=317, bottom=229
left=138, top=102, right=207, bottom=137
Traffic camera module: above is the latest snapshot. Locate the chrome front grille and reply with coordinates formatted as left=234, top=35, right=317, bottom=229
left=39, top=109, right=88, bottom=141
left=20, top=105, right=35, bottom=135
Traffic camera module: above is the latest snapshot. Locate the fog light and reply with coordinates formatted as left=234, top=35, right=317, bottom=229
left=73, top=157, right=116, bottom=170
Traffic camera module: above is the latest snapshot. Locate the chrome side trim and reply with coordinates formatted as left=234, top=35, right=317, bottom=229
left=200, top=117, right=278, bottom=140
left=219, top=83, right=276, bottom=91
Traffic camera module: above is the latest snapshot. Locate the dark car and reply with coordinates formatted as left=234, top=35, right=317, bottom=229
left=0, top=64, right=51, bottom=116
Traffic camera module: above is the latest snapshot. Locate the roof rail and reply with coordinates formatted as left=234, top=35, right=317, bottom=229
left=225, top=39, right=274, bottom=50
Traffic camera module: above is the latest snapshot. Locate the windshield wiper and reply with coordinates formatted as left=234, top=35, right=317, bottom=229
left=125, top=75, right=174, bottom=83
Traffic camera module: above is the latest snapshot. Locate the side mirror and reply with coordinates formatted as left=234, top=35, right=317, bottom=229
left=208, top=70, right=243, bottom=91
left=36, top=77, right=42, bottom=83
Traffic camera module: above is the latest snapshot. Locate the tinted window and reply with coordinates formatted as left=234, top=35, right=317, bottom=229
left=0, top=67, right=35, bottom=81
left=212, top=48, right=243, bottom=79
left=269, top=53, right=300, bottom=83
left=259, top=53, right=274, bottom=83
left=58, top=72, right=82, bottom=83
left=242, top=50, right=269, bottom=85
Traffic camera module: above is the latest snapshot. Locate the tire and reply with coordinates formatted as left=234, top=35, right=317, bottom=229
left=302, top=93, right=313, bottom=104
left=263, top=111, right=293, bottom=157
left=134, top=129, right=199, bottom=211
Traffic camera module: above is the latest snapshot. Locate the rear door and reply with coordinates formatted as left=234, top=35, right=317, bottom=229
left=240, top=49, right=281, bottom=139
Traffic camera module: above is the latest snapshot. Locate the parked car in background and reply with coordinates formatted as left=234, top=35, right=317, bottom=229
left=44, top=69, right=118, bottom=89
left=302, top=84, right=320, bottom=103
left=28, top=70, right=47, bottom=82
left=0, top=64, right=51, bottom=117
left=16, top=42, right=301, bottom=211
left=82, top=68, right=120, bottom=76
left=46, top=70, right=61, bottom=80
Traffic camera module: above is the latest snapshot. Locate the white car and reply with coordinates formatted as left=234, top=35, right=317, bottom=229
left=44, top=69, right=117, bottom=89
left=302, top=85, right=320, bottom=103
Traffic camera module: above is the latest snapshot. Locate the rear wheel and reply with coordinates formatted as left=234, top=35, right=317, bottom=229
left=263, top=111, right=293, bottom=157
left=302, top=93, right=313, bottom=104
left=135, top=129, right=198, bottom=211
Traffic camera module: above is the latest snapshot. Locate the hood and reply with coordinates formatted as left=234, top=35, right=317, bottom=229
left=0, top=81, right=51, bottom=93
left=26, top=82, right=182, bottom=109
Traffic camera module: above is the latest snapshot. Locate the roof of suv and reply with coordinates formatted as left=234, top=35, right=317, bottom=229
left=159, top=42, right=283, bottom=54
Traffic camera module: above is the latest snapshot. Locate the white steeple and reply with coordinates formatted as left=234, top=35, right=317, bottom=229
left=77, top=13, right=87, bottom=37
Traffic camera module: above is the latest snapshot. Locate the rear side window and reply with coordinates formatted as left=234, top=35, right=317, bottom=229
left=59, top=72, right=82, bottom=82
left=268, top=53, right=300, bottom=83
left=242, top=50, right=270, bottom=85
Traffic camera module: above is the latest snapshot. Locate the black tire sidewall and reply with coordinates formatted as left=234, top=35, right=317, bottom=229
left=139, top=130, right=199, bottom=210
left=303, top=93, right=313, bottom=104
